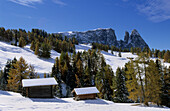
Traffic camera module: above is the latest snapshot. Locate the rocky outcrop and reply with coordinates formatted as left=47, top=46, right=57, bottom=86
left=55, top=28, right=149, bottom=49
left=124, top=29, right=149, bottom=49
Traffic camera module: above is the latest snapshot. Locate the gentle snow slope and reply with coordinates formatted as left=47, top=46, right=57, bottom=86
left=0, top=41, right=60, bottom=75
left=0, top=42, right=169, bottom=76
left=0, top=90, right=169, bottom=111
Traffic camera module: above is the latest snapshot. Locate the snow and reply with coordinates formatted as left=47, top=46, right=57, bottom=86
left=73, top=87, right=99, bottom=95
left=75, top=44, right=138, bottom=72
left=22, top=78, right=58, bottom=87
left=0, top=41, right=60, bottom=77
left=0, top=90, right=169, bottom=111
left=0, top=41, right=169, bottom=76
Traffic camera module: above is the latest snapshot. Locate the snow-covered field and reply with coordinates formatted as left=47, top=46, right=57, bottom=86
left=0, top=90, right=169, bottom=111
left=0, top=41, right=169, bottom=76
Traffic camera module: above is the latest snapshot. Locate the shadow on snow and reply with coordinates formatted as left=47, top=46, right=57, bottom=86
left=30, top=98, right=69, bottom=103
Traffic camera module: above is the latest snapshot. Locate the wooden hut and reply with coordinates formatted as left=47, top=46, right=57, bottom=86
left=22, top=78, right=58, bottom=98
left=72, top=87, right=99, bottom=101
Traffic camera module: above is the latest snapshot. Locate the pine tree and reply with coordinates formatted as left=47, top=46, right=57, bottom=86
left=19, top=37, right=26, bottom=47
left=145, top=60, right=162, bottom=106
left=125, top=61, right=139, bottom=102
left=39, top=42, right=51, bottom=58
left=30, top=41, right=35, bottom=51
left=75, top=59, right=83, bottom=87
left=7, top=57, right=29, bottom=92
left=131, top=47, right=134, bottom=54
left=135, top=59, right=145, bottom=103
left=160, top=66, right=170, bottom=107
left=29, top=65, right=37, bottom=79
left=83, top=66, right=91, bottom=87
left=35, top=42, right=39, bottom=55
left=164, top=51, right=170, bottom=63
left=114, top=67, right=128, bottom=102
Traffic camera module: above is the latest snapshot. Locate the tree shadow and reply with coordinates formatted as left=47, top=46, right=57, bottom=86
left=101, top=51, right=116, bottom=56
left=84, top=99, right=109, bottom=105
left=30, top=98, right=69, bottom=103
left=0, top=90, right=12, bottom=96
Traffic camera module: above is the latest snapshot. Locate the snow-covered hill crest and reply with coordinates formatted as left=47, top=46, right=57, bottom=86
left=0, top=41, right=169, bottom=76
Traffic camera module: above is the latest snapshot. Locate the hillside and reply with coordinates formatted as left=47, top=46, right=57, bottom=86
left=0, top=41, right=169, bottom=76
left=0, top=90, right=169, bottom=111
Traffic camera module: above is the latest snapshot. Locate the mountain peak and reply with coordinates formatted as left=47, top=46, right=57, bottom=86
left=55, top=28, right=148, bottom=49
left=131, top=29, right=140, bottom=36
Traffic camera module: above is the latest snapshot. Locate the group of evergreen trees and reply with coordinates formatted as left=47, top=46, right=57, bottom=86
left=125, top=53, right=170, bottom=107
left=131, top=47, right=170, bottom=63
left=0, top=27, right=78, bottom=58
left=0, top=57, right=37, bottom=92
left=51, top=49, right=115, bottom=99
left=50, top=49, right=130, bottom=102
left=92, top=42, right=130, bottom=53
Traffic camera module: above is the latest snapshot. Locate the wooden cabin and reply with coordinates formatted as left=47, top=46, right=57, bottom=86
left=22, top=78, right=58, bottom=98
left=72, top=87, right=99, bottom=101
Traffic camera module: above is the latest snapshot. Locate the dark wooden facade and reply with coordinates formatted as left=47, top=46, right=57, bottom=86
left=24, top=85, right=54, bottom=98
left=74, top=93, right=96, bottom=100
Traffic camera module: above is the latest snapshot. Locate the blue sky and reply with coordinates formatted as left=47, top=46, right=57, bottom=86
left=0, top=0, right=170, bottom=50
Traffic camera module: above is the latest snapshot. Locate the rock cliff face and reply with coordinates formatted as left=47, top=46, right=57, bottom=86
left=56, top=28, right=149, bottom=49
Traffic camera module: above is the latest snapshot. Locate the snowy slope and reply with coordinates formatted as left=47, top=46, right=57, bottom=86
left=0, top=90, right=169, bottom=111
left=0, top=41, right=169, bottom=76
left=0, top=41, right=60, bottom=76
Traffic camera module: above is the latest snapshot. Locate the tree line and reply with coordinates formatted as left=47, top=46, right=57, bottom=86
left=92, top=42, right=170, bottom=63
left=0, top=27, right=78, bottom=58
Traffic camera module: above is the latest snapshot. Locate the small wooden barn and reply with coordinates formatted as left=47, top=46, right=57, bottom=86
left=22, top=78, right=58, bottom=98
left=72, top=87, right=99, bottom=101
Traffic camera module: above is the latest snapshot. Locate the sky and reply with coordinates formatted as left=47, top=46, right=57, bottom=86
left=0, top=0, right=170, bottom=50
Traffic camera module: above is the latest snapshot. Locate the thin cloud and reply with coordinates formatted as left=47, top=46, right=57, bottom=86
left=137, top=0, right=170, bottom=22
left=9, top=0, right=42, bottom=7
left=52, top=0, right=66, bottom=6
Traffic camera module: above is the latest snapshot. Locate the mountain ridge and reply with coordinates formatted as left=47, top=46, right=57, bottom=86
left=56, top=28, right=149, bottom=49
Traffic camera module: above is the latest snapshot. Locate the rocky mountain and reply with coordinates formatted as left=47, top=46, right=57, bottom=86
left=56, top=28, right=149, bottom=49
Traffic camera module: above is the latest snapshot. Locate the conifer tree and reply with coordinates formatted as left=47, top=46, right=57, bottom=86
left=30, top=41, right=35, bottom=51
left=160, top=66, right=170, bottom=107
left=76, top=59, right=83, bottom=87
left=83, top=66, right=91, bottom=87
left=7, top=57, right=29, bottom=92
left=114, top=67, right=128, bottom=102
left=35, top=42, right=39, bottom=55
left=52, top=57, right=62, bottom=97
left=19, top=37, right=26, bottom=47
left=145, top=60, right=162, bottom=106
left=29, top=65, right=37, bottom=79
left=125, top=61, right=139, bottom=102
left=39, top=42, right=51, bottom=58
left=164, top=51, right=170, bottom=63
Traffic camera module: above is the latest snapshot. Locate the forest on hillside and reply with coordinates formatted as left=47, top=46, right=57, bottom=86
left=0, top=27, right=169, bottom=107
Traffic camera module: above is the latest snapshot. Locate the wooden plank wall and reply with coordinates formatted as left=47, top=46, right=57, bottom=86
left=76, top=94, right=96, bottom=100
left=27, top=86, right=52, bottom=98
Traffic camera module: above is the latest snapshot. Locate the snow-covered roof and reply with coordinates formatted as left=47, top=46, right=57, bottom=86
left=22, top=78, right=58, bottom=87
left=73, top=87, right=99, bottom=95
